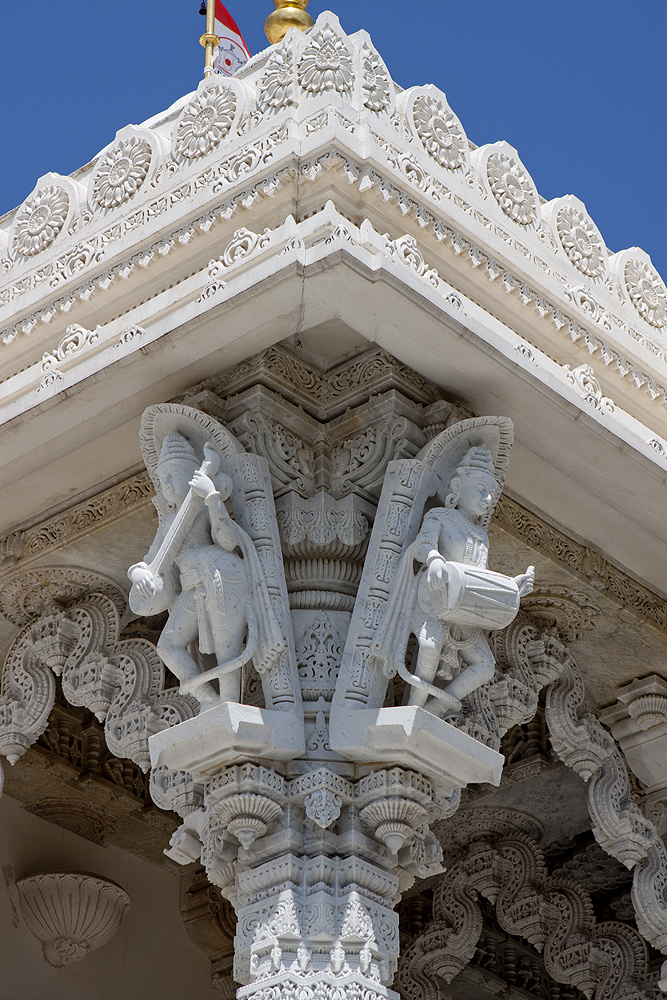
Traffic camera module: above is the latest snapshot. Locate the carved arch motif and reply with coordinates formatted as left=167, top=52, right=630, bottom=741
left=397, top=817, right=650, bottom=1000
left=0, top=570, right=196, bottom=771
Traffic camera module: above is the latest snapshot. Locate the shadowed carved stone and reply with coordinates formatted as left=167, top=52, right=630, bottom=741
left=25, top=798, right=118, bottom=846
left=16, top=872, right=130, bottom=967
left=0, top=582, right=196, bottom=772
left=543, top=653, right=667, bottom=959
left=397, top=813, right=650, bottom=1000
left=180, top=870, right=237, bottom=995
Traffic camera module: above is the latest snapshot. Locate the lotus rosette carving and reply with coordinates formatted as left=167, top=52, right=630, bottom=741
left=297, top=26, right=354, bottom=95
left=258, top=46, right=294, bottom=111
left=412, top=94, right=467, bottom=170
left=556, top=206, right=606, bottom=278
left=624, top=259, right=667, bottom=329
left=16, top=872, right=130, bottom=967
left=93, top=137, right=151, bottom=209
left=361, top=46, right=391, bottom=112
left=175, top=86, right=237, bottom=159
left=12, top=186, right=69, bottom=257
left=487, top=150, right=538, bottom=226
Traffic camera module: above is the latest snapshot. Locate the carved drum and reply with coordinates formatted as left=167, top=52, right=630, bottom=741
left=417, top=561, right=520, bottom=630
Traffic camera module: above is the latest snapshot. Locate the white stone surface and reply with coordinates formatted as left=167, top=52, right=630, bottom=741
left=1, top=7, right=667, bottom=996
left=149, top=702, right=305, bottom=775
left=16, top=871, right=130, bottom=967
left=330, top=706, right=503, bottom=791
left=600, top=675, right=667, bottom=801
left=0, top=794, right=220, bottom=999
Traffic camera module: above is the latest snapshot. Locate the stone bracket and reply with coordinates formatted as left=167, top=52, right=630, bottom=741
left=329, top=706, right=504, bottom=793
left=149, top=702, right=306, bottom=778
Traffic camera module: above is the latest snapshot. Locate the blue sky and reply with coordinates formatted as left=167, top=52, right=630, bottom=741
left=1, top=1, right=665, bottom=280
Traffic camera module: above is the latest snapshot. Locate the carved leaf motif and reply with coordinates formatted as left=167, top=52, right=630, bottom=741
left=297, top=27, right=354, bottom=96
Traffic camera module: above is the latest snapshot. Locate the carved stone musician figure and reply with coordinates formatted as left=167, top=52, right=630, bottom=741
left=128, top=430, right=281, bottom=711
left=373, top=445, right=534, bottom=716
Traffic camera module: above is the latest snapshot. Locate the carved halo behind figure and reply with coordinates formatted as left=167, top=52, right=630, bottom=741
left=132, top=404, right=300, bottom=716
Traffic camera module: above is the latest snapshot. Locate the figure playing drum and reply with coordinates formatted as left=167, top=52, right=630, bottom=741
left=374, top=445, right=534, bottom=716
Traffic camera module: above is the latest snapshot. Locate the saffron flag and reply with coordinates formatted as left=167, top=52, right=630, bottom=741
left=212, top=1, right=251, bottom=77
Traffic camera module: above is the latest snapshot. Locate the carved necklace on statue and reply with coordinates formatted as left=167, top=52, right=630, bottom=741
left=443, top=507, right=488, bottom=565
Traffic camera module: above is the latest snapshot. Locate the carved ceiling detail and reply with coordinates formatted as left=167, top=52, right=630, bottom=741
left=398, top=813, right=651, bottom=1000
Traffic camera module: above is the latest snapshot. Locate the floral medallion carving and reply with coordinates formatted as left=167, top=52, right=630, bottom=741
left=361, top=45, right=391, bottom=112
left=412, top=94, right=467, bottom=170
left=12, top=186, right=69, bottom=257
left=297, top=26, right=354, bottom=96
left=92, top=137, right=151, bottom=209
left=556, top=206, right=606, bottom=278
left=258, top=46, right=293, bottom=111
left=175, top=85, right=237, bottom=159
left=486, top=150, right=537, bottom=226
left=624, top=259, right=667, bottom=329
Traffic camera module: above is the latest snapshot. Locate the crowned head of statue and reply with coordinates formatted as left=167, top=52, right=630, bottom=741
left=156, top=432, right=199, bottom=508
left=444, top=445, right=500, bottom=525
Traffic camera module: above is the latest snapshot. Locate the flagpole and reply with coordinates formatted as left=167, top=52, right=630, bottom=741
left=200, top=0, right=220, bottom=78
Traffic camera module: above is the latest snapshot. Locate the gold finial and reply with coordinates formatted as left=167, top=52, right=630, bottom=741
left=265, top=0, right=314, bottom=45
left=200, top=0, right=220, bottom=78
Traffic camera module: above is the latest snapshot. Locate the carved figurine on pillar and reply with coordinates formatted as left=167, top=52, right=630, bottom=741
left=373, top=445, right=534, bottom=716
left=128, top=404, right=289, bottom=715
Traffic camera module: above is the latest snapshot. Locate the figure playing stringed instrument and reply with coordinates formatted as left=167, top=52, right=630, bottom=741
left=128, top=431, right=269, bottom=712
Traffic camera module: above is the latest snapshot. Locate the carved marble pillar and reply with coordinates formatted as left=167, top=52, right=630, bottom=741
left=138, top=394, right=562, bottom=1000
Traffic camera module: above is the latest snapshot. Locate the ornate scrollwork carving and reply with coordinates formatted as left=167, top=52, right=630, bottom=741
left=0, top=573, right=195, bottom=772
left=397, top=815, right=650, bottom=1000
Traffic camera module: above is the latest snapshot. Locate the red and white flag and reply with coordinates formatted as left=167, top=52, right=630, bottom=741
left=212, top=1, right=251, bottom=77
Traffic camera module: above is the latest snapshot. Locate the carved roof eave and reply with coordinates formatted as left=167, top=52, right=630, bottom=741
left=1, top=221, right=667, bottom=604
left=0, top=13, right=665, bottom=430
left=1, top=119, right=665, bottom=401
left=0, top=204, right=665, bottom=468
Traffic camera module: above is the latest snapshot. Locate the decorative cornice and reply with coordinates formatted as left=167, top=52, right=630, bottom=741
left=178, top=343, right=443, bottom=421
left=494, top=492, right=667, bottom=636
left=0, top=470, right=153, bottom=571
left=1, top=376, right=665, bottom=642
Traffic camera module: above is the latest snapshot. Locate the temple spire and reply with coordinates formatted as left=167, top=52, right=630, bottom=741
left=265, top=0, right=314, bottom=44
